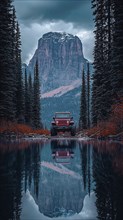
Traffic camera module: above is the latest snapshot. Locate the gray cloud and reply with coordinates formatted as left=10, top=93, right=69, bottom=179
left=14, top=0, right=94, bottom=64
left=20, top=21, right=94, bottom=64
left=14, top=0, right=93, bottom=30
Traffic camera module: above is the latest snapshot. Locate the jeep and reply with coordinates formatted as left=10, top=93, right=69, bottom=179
left=50, top=112, right=76, bottom=136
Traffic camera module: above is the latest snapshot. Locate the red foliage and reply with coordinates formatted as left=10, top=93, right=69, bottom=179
left=0, top=121, right=50, bottom=135
left=33, top=129, right=50, bottom=135
left=86, top=121, right=118, bottom=138
left=86, top=96, right=123, bottom=138
left=0, top=121, right=33, bottom=134
left=111, top=97, right=123, bottom=132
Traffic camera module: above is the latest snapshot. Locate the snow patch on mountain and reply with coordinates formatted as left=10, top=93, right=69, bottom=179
left=42, top=79, right=81, bottom=98
left=41, top=161, right=81, bottom=179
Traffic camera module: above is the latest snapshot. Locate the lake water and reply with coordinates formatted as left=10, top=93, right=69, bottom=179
left=0, top=139, right=123, bottom=220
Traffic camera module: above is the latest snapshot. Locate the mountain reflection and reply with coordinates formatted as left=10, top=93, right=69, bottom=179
left=33, top=139, right=85, bottom=218
left=0, top=140, right=123, bottom=220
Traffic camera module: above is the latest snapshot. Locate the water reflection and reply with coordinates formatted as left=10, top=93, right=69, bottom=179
left=0, top=141, right=42, bottom=220
left=35, top=139, right=84, bottom=218
left=92, top=142, right=123, bottom=220
left=51, top=140, right=75, bottom=164
left=0, top=140, right=123, bottom=220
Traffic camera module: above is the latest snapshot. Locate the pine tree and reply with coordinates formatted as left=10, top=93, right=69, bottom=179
left=91, top=0, right=114, bottom=125
left=0, top=1, right=24, bottom=122
left=15, top=22, right=24, bottom=122
left=33, top=60, right=41, bottom=129
left=28, top=73, right=33, bottom=126
left=24, top=68, right=29, bottom=123
left=0, top=1, right=16, bottom=120
left=11, top=7, right=16, bottom=75
left=87, top=62, right=90, bottom=128
left=110, top=0, right=123, bottom=99
left=79, top=68, right=87, bottom=129
left=91, top=0, right=104, bottom=124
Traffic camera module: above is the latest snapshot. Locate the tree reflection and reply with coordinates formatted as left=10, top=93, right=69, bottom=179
left=0, top=149, right=23, bottom=220
left=24, top=143, right=41, bottom=198
left=0, top=139, right=123, bottom=219
left=0, top=141, right=42, bottom=219
left=79, top=142, right=92, bottom=194
left=92, top=145, right=123, bottom=220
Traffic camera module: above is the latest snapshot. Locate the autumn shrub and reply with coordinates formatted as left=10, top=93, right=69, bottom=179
left=33, top=129, right=50, bottom=135
left=0, top=120, right=16, bottom=133
left=0, top=121, right=33, bottom=134
left=97, top=121, right=117, bottom=137
left=111, top=98, right=123, bottom=132
left=15, top=124, right=33, bottom=134
left=85, top=126, right=99, bottom=137
left=86, top=97, right=123, bottom=138
left=0, top=120, right=51, bottom=136
left=85, top=121, right=117, bottom=138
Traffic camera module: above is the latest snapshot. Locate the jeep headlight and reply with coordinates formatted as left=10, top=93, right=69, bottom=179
left=56, top=120, right=59, bottom=125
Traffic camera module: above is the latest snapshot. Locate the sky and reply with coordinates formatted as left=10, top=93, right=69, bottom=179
left=14, top=0, right=94, bottom=64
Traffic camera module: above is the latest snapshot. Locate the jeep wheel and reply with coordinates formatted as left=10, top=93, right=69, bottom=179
left=51, top=127, right=57, bottom=136
left=71, top=127, right=76, bottom=136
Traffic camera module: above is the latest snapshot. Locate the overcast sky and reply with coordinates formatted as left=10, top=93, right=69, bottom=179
left=14, top=0, right=94, bottom=64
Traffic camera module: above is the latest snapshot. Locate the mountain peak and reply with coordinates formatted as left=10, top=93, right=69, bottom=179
left=42, top=32, right=74, bottom=39
left=29, top=32, right=87, bottom=92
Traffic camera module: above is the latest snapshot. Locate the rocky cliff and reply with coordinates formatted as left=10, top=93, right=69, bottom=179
left=28, top=32, right=87, bottom=92
left=27, top=32, right=93, bottom=127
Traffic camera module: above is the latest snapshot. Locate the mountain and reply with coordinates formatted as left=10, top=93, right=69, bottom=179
left=42, top=82, right=81, bottom=128
left=27, top=32, right=93, bottom=127
left=30, top=140, right=86, bottom=218
left=28, top=32, right=90, bottom=92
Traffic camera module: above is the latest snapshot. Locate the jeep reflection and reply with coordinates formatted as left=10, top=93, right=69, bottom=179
left=51, top=112, right=76, bottom=136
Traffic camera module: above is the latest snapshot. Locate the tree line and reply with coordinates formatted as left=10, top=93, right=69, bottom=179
left=0, top=0, right=41, bottom=129
left=24, top=61, right=41, bottom=128
left=79, top=62, right=91, bottom=130
left=91, top=0, right=123, bottom=125
left=79, top=0, right=123, bottom=130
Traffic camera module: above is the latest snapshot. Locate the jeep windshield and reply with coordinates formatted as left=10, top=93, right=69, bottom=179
left=55, top=113, right=70, bottom=119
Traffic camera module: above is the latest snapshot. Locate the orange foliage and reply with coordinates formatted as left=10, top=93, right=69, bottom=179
left=14, top=124, right=33, bottom=134
left=85, top=126, right=99, bottom=137
left=33, top=129, right=50, bottom=135
left=0, top=121, right=50, bottom=135
left=86, top=121, right=117, bottom=138
left=86, top=97, right=123, bottom=138
left=97, top=121, right=117, bottom=137
left=111, top=97, right=123, bottom=131
left=0, top=121, right=33, bottom=134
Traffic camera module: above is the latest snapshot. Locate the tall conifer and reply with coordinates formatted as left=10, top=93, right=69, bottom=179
left=15, top=22, right=24, bottom=121
left=28, top=74, right=33, bottom=126
left=91, top=0, right=115, bottom=125
left=110, top=0, right=123, bottom=99
left=87, top=62, right=90, bottom=128
left=24, top=69, right=29, bottom=123
left=79, top=68, right=87, bottom=129
left=0, top=1, right=16, bottom=120
left=33, top=60, right=41, bottom=128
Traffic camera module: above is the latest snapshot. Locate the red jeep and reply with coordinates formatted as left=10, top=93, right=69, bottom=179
left=51, top=112, right=76, bottom=136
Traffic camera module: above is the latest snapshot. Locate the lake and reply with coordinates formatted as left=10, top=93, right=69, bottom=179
left=0, top=139, right=123, bottom=220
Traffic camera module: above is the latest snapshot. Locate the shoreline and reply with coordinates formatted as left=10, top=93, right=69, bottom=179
left=0, top=132, right=122, bottom=142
